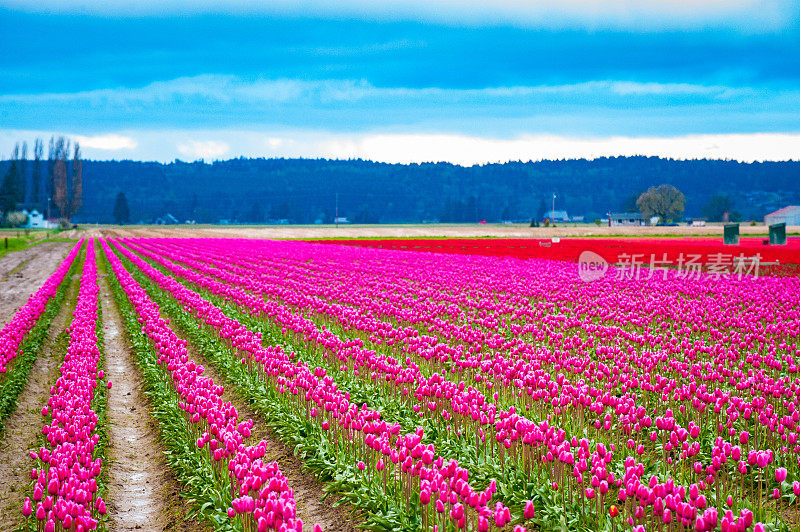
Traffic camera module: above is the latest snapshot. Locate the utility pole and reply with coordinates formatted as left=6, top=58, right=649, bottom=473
left=335, top=192, right=339, bottom=228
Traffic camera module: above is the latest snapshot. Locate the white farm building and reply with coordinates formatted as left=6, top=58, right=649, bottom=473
left=764, top=206, right=800, bottom=226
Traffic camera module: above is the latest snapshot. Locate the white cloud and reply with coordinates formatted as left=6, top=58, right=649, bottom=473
left=2, top=129, right=799, bottom=164
left=0, top=76, right=759, bottom=108
left=318, top=132, right=800, bottom=165
left=1, top=0, right=793, bottom=31
left=74, top=134, right=137, bottom=150
left=177, top=140, right=230, bottom=160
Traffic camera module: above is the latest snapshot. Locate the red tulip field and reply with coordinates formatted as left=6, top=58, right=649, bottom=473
left=323, top=237, right=800, bottom=277
left=1, top=236, right=800, bottom=532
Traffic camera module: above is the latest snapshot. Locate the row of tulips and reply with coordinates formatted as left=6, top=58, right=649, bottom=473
left=0, top=242, right=82, bottom=434
left=132, top=236, right=799, bottom=459
left=132, top=239, right=794, bottom=458
left=106, top=238, right=527, bottom=530
left=24, top=241, right=104, bottom=532
left=115, top=239, right=551, bottom=525
left=131, top=239, right=797, bottom=489
left=0, top=240, right=82, bottom=375
left=116, top=240, right=702, bottom=531
left=117, top=237, right=786, bottom=531
left=99, top=239, right=307, bottom=532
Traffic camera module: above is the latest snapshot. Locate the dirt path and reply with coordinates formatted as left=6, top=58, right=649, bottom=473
left=0, top=274, right=77, bottom=528
left=100, top=274, right=202, bottom=532
left=176, top=330, right=359, bottom=531
left=0, top=242, right=72, bottom=326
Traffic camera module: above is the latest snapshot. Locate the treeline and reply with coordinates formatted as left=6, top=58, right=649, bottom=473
left=0, top=137, right=82, bottom=222
left=1, top=155, right=798, bottom=224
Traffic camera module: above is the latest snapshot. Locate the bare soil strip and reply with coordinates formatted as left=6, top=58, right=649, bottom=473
left=100, top=275, right=203, bottom=532
left=97, top=223, right=794, bottom=241
left=0, top=275, right=77, bottom=528
left=0, top=242, right=72, bottom=326
left=176, top=330, right=359, bottom=532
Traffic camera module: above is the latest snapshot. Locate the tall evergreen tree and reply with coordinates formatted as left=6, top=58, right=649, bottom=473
left=0, top=145, right=23, bottom=218
left=113, top=191, right=130, bottom=224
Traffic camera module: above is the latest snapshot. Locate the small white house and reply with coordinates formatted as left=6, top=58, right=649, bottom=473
left=22, top=209, right=58, bottom=229
left=609, top=212, right=645, bottom=227
left=544, top=210, right=569, bottom=222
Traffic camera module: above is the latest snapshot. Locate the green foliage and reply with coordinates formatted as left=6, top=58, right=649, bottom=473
left=2, top=156, right=796, bottom=223
left=0, top=160, right=23, bottom=217
left=636, top=184, right=686, bottom=222
left=702, top=194, right=742, bottom=222
left=5, top=211, right=28, bottom=228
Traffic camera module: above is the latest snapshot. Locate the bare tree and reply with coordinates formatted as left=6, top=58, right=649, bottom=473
left=47, top=136, right=56, bottom=218
left=53, top=137, right=68, bottom=219
left=70, top=142, right=82, bottom=218
left=32, top=138, right=43, bottom=207
left=41, top=136, right=83, bottom=220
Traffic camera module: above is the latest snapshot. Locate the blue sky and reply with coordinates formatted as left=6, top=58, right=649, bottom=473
left=1, top=1, right=799, bottom=163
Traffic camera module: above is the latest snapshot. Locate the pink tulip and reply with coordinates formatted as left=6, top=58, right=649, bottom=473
left=523, top=500, right=535, bottom=519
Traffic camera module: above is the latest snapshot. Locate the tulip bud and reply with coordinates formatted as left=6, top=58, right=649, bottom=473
left=523, top=500, right=535, bottom=519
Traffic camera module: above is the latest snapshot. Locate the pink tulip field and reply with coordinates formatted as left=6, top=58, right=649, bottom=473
left=2, top=236, right=799, bottom=531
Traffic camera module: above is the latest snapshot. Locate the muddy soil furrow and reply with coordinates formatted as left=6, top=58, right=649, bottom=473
left=100, top=274, right=203, bottom=532
left=175, top=328, right=360, bottom=532
left=0, top=274, right=78, bottom=529
left=0, top=242, right=72, bottom=326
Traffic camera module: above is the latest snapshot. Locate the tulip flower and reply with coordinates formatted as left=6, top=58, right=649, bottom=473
left=523, top=500, right=535, bottom=519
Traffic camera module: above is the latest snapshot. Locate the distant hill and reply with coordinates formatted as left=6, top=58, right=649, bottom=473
left=3, top=156, right=799, bottom=224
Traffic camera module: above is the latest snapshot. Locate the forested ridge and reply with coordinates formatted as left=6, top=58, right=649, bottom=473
left=2, top=156, right=798, bottom=224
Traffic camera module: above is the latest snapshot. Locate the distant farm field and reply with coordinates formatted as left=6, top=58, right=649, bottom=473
left=87, top=222, right=800, bottom=241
